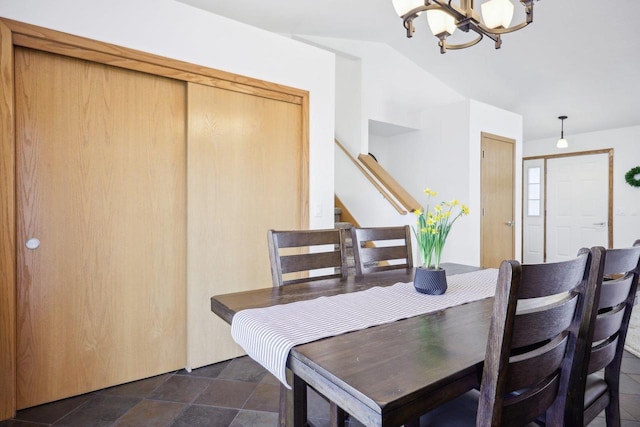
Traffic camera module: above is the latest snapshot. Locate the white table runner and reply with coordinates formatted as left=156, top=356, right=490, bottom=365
left=231, top=268, right=499, bottom=387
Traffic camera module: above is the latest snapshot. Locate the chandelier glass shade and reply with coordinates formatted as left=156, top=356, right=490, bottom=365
left=392, top=0, right=536, bottom=53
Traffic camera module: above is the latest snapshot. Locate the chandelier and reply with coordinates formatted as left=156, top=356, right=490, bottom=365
left=392, top=0, right=537, bottom=54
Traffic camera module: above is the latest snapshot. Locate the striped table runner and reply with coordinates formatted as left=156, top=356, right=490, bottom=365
left=231, top=268, right=499, bottom=387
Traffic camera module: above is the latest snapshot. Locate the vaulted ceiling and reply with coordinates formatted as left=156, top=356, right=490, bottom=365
left=178, top=0, right=640, bottom=141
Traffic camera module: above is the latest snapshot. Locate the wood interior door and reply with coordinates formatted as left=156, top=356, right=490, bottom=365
left=15, top=47, right=187, bottom=409
left=187, top=82, right=306, bottom=368
left=480, top=133, right=515, bottom=268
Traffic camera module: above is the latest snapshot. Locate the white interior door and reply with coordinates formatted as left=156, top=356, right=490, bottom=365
left=546, top=153, right=609, bottom=262
left=523, top=159, right=545, bottom=264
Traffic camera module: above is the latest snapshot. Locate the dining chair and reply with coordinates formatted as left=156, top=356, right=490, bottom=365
left=267, top=228, right=348, bottom=286
left=418, top=248, right=596, bottom=426
left=266, top=228, right=348, bottom=426
left=349, top=225, right=413, bottom=275
left=566, top=240, right=640, bottom=426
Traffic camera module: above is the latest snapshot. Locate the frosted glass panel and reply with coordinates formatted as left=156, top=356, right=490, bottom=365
left=528, top=167, right=541, bottom=184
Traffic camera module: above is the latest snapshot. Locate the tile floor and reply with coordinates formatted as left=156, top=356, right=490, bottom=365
left=2, top=352, right=640, bottom=427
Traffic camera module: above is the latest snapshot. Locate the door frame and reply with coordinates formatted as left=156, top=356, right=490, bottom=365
left=0, top=18, right=310, bottom=419
left=522, top=149, right=613, bottom=261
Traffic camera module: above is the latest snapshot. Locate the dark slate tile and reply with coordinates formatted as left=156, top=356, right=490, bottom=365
left=243, top=382, right=280, bottom=413
left=260, top=373, right=280, bottom=386
left=620, top=393, right=640, bottom=420
left=229, top=410, right=278, bottom=427
left=622, top=356, right=640, bottom=375
left=193, top=379, right=256, bottom=409
left=620, top=374, right=640, bottom=395
left=175, top=360, right=231, bottom=379
left=169, top=405, right=237, bottom=427
left=218, top=357, right=267, bottom=383
left=100, top=373, right=173, bottom=398
left=113, top=399, right=186, bottom=427
left=147, top=376, right=212, bottom=404
left=52, top=395, right=139, bottom=427
left=14, top=393, right=94, bottom=424
left=586, top=418, right=606, bottom=427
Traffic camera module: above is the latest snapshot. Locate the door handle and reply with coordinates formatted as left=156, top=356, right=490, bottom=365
left=592, top=222, right=606, bottom=226
left=505, top=220, right=515, bottom=227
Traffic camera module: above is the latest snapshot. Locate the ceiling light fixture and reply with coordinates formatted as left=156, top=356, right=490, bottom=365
left=557, top=115, right=568, bottom=149
left=391, top=0, right=537, bottom=54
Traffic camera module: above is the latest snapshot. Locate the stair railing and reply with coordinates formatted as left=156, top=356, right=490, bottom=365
left=335, top=139, right=421, bottom=215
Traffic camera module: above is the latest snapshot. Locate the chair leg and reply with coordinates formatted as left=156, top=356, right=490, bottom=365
left=605, top=392, right=621, bottom=427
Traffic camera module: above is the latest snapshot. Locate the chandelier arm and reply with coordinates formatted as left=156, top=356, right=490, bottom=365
left=478, top=20, right=530, bottom=35
left=441, top=32, right=483, bottom=51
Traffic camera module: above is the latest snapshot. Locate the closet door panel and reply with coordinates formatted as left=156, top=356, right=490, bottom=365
left=187, top=82, right=304, bottom=368
left=15, top=48, right=187, bottom=408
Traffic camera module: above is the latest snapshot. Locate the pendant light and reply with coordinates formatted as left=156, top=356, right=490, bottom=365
left=557, top=116, right=568, bottom=149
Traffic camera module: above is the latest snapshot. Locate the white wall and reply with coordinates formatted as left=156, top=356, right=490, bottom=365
left=524, top=125, right=640, bottom=248
left=372, top=100, right=523, bottom=266
left=0, top=0, right=336, bottom=230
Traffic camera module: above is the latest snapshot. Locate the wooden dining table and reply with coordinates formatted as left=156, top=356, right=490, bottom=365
left=210, top=264, right=494, bottom=427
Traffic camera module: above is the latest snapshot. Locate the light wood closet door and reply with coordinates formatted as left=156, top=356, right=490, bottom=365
left=15, top=48, right=187, bottom=408
left=187, top=83, right=304, bottom=368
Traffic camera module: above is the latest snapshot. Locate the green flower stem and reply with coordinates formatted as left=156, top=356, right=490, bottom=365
left=412, top=189, right=469, bottom=270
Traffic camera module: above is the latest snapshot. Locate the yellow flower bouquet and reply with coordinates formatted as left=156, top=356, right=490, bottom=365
left=413, top=188, right=469, bottom=269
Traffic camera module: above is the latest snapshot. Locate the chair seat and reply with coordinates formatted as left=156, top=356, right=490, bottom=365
left=584, top=374, right=609, bottom=410
left=419, top=390, right=541, bottom=426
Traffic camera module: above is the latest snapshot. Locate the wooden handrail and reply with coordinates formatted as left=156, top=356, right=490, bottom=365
left=335, top=139, right=410, bottom=215
left=358, top=154, right=422, bottom=213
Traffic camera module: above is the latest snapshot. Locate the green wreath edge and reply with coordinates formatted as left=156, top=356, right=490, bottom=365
left=625, top=166, right=640, bottom=187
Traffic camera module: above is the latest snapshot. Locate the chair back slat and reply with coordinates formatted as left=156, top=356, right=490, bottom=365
left=603, top=247, right=640, bottom=275
left=518, top=260, right=589, bottom=299
left=267, top=229, right=347, bottom=287
left=280, top=251, right=345, bottom=274
left=357, top=246, right=410, bottom=264
left=476, top=249, right=594, bottom=427
left=511, top=297, right=578, bottom=349
left=598, top=275, right=633, bottom=309
left=501, top=374, right=560, bottom=426
left=350, top=226, right=413, bottom=275
left=587, top=335, right=618, bottom=375
left=273, top=229, right=342, bottom=248
left=504, top=333, right=567, bottom=393
left=591, top=304, right=625, bottom=343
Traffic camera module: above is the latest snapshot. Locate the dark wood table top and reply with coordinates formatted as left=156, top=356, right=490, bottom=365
left=210, top=263, right=493, bottom=427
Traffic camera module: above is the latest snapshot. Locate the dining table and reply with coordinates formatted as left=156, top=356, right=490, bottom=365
left=210, top=263, right=496, bottom=427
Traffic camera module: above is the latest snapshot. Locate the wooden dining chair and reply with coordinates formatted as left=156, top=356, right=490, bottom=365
left=349, top=225, right=413, bottom=275
left=418, top=248, right=596, bottom=426
left=267, top=228, right=348, bottom=287
left=266, top=228, right=348, bottom=426
left=566, top=240, right=640, bottom=426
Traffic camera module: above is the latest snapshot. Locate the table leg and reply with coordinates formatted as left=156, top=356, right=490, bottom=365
left=292, top=374, right=308, bottom=426
left=279, top=371, right=309, bottom=427
left=329, top=402, right=346, bottom=427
